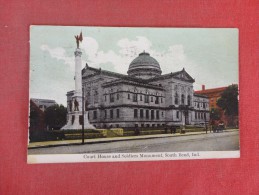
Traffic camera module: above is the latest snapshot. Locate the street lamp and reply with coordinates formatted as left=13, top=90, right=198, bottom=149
left=82, top=86, right=85, bottom=144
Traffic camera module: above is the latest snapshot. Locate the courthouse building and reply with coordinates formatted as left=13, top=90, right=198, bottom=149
left=66, top=52, right=209, bottom=128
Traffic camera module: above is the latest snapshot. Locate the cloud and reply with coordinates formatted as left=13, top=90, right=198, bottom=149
left=40, top=36, right=200, bottom=83
left=40, top=44, right=74, bottom=70
left=117, top=36, right=152, bottom=56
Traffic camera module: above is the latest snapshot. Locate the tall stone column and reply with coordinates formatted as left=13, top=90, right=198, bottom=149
left=74, top=48, right=82, bottom=98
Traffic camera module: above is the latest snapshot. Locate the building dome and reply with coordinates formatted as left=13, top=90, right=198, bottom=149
left=127, top=52, right=162, bottom=79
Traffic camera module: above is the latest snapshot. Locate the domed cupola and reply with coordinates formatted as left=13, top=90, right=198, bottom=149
left=127, top=51, right=162, bottom=79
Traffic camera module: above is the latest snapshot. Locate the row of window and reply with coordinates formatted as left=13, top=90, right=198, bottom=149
left=194, top=102, right=207, bottom=109
left=91, top=109, right=206, bottom=120
left=105, top=93, right=164, bottom=104
left=195, top=112, right=207, bottom=120
left=133, top=109, right=164, bottom=119
left=174, top=93, right=191, bottom=105
left=92, top=109, right=120, bottom=119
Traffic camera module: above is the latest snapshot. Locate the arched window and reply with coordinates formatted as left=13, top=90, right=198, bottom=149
left=175, top=92, right=179, bottom=105
left=181, top=94, right=185, bottom=105
left=187, top=95, right=191, bottom=106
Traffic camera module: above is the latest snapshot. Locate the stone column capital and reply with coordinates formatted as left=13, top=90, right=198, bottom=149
left=74, top=49, right=82, bottom=57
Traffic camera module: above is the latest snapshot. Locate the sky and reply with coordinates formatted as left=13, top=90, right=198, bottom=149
left=30, top=26, right=238, bottom=105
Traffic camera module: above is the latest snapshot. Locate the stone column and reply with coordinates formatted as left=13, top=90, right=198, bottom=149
left=74, top=48, right=82, bottom=97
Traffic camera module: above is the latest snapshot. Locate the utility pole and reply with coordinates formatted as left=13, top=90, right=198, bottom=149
left=82, top=86, right=85, bottom=144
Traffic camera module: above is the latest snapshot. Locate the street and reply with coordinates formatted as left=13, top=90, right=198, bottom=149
left=28, top=131, right=239, bottom=154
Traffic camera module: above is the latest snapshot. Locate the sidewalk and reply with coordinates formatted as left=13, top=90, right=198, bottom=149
left=28, top=129, right=239, bottom=149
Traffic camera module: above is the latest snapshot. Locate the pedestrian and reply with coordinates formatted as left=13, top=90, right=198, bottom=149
left=134, top=125, right=140, bottom=136
left=170, top=126, right=173, bottom=134
left=173, top=126, right=176, bottom=134
left=164, top=126, right=168, bottom=134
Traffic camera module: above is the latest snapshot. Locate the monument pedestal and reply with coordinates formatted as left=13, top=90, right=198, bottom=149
left=61, top=111, right=95, bottom=130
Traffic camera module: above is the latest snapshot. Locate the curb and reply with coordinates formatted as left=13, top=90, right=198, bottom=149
left=28, top=129, right=239, bottom=149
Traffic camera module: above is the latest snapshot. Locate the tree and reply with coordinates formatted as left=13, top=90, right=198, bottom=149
left=44, top=104, right=67, bottom=130
left=210, top=108, right=221, bottom=121
left=217, top=84, right=238, bottom=117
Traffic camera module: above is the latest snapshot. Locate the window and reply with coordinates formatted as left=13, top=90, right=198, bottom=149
left=203, top=102, right=206, bottom=108
left=128, top=94, right=130, bottom=99
left=175, top=93, right=179, bottom=105
left=146, top=110, right=149, bottom=119
left=155, top=96, right=159, bottom=104
left=156, top=110, right=159, bottom=119
left=93, top=110, right=97, bottom=119
left=161, top=97, right=163, bottom=103
left=133, top=93, right=138, bottom=102
left=140, top=95, right=143, bottom=101
left=162, top=112, right=164, bottom=117
left=151, top=110, right=154, bottom=119
left=134, top=109, right=138, bottom=118
left=104, top=110, right=107, bottom=118
left=140, top=109, right=143, bottom=118
left=195, top=112, right=197, bottom=119
left=117, top=93, right=119, bottom=100
left=116, top=109, right=120, bottom=118
left=145, top=95, right=149, bottom=103
left=176, top=111, right=179, bottom=119
left=110, top=109, right=113, bottom=119
left=204, top=113, right=206, bottom=120
left=181, top=94, right=185, bottom=105
left=104, top=95, right=107, bottom=101
left=187, top=95, right=191, bottom=106
left=151, top=96, right=153, bottom=102
left=110, top=93, right=114, bottom=102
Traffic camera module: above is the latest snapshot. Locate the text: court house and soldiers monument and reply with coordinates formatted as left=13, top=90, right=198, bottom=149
left=63, top=33, right=209, bottom=129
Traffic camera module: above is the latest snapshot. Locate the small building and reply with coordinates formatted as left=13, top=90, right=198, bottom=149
left=30, top=98, right=57, bottom=112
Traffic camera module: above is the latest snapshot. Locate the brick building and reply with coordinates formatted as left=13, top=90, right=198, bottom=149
left=195, top=85, right=238, bottom=127
left=66, top=52, right=209, bottom=128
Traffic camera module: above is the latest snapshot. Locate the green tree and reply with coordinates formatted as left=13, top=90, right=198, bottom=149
left=210, top=108, right=221, bottom=121
left=217, top=84, right=238, bottom=116
left=44, top=104, right=67, bottom=130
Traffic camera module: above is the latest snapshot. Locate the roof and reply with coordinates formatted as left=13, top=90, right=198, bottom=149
left=127, top=52, right=162, bottom=76
left=193, top=93, right=208, bottom=98
left=195, top=87, right=227, bottom=95
left=30, top=98, right=56, bottom=104
left=102, top=78, right=165, bottom=90
left=83, top=65, right=195, bottom=84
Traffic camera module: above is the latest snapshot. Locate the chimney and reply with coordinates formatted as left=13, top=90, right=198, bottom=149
left=202, top=85, right=205, bottom=91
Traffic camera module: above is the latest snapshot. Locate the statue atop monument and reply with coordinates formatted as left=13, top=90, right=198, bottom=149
left=74, top=32, right=83, bottom=48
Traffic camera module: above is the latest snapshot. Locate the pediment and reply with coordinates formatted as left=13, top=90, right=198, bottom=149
left=173, top=69, right=195, bottom=83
